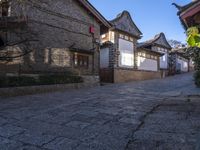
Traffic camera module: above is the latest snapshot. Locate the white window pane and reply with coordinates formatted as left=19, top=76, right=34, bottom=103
left=121, top=53, right=134, bottom=66
left=110, top=31, right=115, bottom=43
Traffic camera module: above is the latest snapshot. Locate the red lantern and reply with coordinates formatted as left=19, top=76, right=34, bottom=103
left=89, top=26, right=95, bottom=34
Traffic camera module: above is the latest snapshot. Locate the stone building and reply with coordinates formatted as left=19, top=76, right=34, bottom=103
left=0, top=0, right=110, bottom=76
left=138, top=33, right=172, bottom=78
left=100, top=11, right=163, bottom=83
left=169, top=48, right=190, bottom=75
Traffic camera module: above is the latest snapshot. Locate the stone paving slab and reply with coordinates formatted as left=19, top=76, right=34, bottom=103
left=0, top=137, right=23, bottom=150
left=43, top=137, right=78, bottom=150
left=126, top=95, right=200, bottom=150
left=0, top=124, right=25, bottom=138
left=0, top=73, right=199, bottom=150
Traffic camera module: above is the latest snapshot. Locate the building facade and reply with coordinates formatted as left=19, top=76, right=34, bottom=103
left=100, top=11, right=162, bottom=83
left=0, top=0, right=110, bottom=76
left=138, top=33, right=172, bottom=78
left=169, top=48, right=189, bottom=75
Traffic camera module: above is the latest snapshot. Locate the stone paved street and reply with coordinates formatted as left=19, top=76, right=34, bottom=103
left=0, top=72, right=200, bottom=150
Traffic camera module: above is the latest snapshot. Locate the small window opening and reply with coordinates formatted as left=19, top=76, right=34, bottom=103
left=0, top=38, right=4, bottom=47
left=1, top=1, right=9, bottom=17
left=74, top=53, right=89, bottom=69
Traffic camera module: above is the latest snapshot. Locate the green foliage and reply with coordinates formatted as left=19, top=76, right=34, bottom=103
left=186, top=26, right=200, bottom=87
left=0, top=76, right=37, bottom=88
left=39, top=74, right=83, bottom=85
left=187, top=27, right=200, bottom=47
left=186, top=47, right=200, bottom=87
left=0, top=74, right=83, bottom=88
left=186, top=47, right=200, bottom=70
left=194, top=71, right=200, bottom=87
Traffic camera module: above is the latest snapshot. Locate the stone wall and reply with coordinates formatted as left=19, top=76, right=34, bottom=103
left=0, top=82, right=98, bottom=98
left=82, top=75, right=100, bottom=86
left=114, top=68, right=161, bottom=83
left=0, top=75, right=100, bottom=97
left=160, top=69, right=169, bottom=78
left=0, top=0, right=101, bottom=75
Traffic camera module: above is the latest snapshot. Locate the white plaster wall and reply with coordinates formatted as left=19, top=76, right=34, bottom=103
left=177, top=58, right=188, bottom=72
left=109, top=31, right=115, bottom=43
left=160, top=53, right=168, bottom=69
left=119, top=39, right=134, bottom=67
left=100, top=48, right=109, bottom=68
left=137, top=56, right=158, bottom=71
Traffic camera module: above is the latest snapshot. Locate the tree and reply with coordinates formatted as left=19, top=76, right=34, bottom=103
left=0, top=0, right=39, bottom=62
left=0, top=0, right=96, bottom=63
left=186, top=26, right=200, bottom=87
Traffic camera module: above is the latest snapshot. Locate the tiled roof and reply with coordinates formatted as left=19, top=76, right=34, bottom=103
left=173, top=1, right=200, bottom=29
left=138, top=33, right=172, bottom=49
left=78, top=0, right=111, bottom=28
left=173, top=0, right=200, bottom=15
left=136, top=43, right=164, bottom=56
left=170, top=47, right=189, bottom=59
left=109, top=11, right=142, bottom=38
left=178, top=0, right=200, bottom=15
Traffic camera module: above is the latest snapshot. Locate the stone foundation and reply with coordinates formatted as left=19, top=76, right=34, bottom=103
left=0, top=75, right=99, bottom=97
left=160, top=69, right=169, bottom=78
left=114, top=68, right=161, bottom=83
left=82, top=75, right=100, bottom=85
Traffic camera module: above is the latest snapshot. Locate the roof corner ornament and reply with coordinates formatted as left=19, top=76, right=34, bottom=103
left=172, top=3, right=182, bottom=10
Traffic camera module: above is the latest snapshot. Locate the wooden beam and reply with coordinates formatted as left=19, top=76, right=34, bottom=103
left=181, top=5, right=200, bottom=20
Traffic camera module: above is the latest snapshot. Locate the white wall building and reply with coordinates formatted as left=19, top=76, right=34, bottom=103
left=138, top=33, right=172, bottom=78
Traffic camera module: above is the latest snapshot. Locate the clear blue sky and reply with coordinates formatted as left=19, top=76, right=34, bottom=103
left=89, top=0, right=191, bottom=43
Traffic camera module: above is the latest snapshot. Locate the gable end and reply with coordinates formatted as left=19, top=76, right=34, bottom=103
left=110, top=11, right=142, bottom=39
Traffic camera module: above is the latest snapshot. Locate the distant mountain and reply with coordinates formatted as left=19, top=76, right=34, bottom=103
left=168, top=39, right=187, bottom=48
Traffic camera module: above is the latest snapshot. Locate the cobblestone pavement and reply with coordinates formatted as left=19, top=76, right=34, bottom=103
left=0, top=72, right=199, bottom=150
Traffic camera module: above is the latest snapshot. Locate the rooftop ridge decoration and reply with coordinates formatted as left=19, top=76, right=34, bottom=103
left=138, top=33, right=172, bottom=50
left=173, top=0, right=200, bottom=15
left=173, top=0, right=200, bottom=29
left=109, top=10, right=142, bottom=39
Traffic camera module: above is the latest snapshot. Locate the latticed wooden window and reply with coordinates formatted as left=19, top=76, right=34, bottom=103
left=74, top=53, right=89, bottom=68
left=124, top=35, right=129, bottom=40
left=119, top=34, right=124, bottom=39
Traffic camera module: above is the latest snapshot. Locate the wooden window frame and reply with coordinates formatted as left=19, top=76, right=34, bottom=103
left=119, top=34, right=124, bottom=39
left=1, top=1, right=9, bottom=17
left=124, top=35, right=129, bottom=40
left=74, top=53, right=89, bottom=69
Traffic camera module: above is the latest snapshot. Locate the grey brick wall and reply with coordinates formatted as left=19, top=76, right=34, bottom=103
left=0, top=0, right=101, bottom=75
